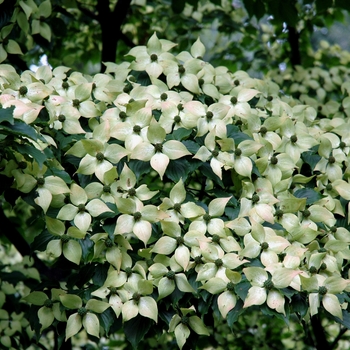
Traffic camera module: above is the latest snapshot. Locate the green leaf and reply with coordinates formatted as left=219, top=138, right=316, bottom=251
left=60, top=294, right=82, bottom=309
left=15, top=144, right=46, bottom=168
left=165, top=159, right=191, bottom=182
left=23, top=291, right=48, bottom=305
left=167, top=128, right=193, bottom=141
left=30, top=229, right=55, bottom=252
left=182, top=140, right=200, bottom=154
left=294, top=188, right=324, bottom=205
left=226, top=125, right=253, bottom=144
left=128, top=159, right=152, bottom=178
left=99, top=307, right=120, bottom=335
left=0, top=106, right=14, bottom=124
left=0, top=119, right=39, bottom=140
left=226, top=300, right=244, bottom=329
left=124, top=314, right=152, bottom=349
left=234, top=280, right=251, bottom=301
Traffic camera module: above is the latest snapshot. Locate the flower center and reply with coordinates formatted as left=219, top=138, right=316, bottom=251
left=263, top=279, right=274, bottom=290
left=212, top=234, right=220, bottom=244
left=19, top=86, right=28, bottom=96
left=252, top=194, right=260, bottom=203
left=133, top=125, right=141, bottom=134
left=58, top=114, right=66, bottom=122
left=78, top=307, right=88, bottom=316
left=206, top=111, right=213, bottom=120
left=60, top=234, right=70, bottom=244
left=133, top=212, right=142, bottom=221
left=259, top=126, right=267, bottom=135
left=260, top=242, right=269, bottom=250
left=154, top=143, right=163, bottom=152
left=72, top=99, right=80, bottom=107
left=227, top=282, right=235, bottom=291
left=230, top=96, right=238, bottom=104
left=132, top=292, right=141, bottom=302
left=173, top=203, right=181, bottom=212
left=96, top=152, right=104, bottom=161
left=105, top=238, right=114, bottom=248
left=125, top=267, right=133, bottom=277
left=178, top=65, right=185, bottom=74
left=37, top=177, right=45, bottom=186
left=318, top=286, right=328, bottom=295
left=128, top=188, right=136, bottom=197
left=215, top=258, right=223, bottom=267
left=181, top=316, right=189, bottom=325
left=290, top=135, right=298, bottom=143
left=44, top=299, right=53, bottom=308
left=270, top=156, right=278, bottom=165
left=176, top=236, right=184, bottom=245
left=203, top=214, right=211, bottom=222
left=166, top=271, right=175, bottom=280
left=174, top=115, right=181, bottom=124
left=103, top=185, right=111, bottom=193
left=150, top=54, right=158, bottom=62
left=235, top=148, right=242, bottom=156
left=328, top=156, right=335, bottom=164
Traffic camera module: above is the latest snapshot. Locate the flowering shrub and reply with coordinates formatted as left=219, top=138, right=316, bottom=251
left=1, top=33, right=350, bottom=349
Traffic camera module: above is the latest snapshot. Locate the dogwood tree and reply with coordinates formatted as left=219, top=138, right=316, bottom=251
left=1, top=1, right=350, bottom=350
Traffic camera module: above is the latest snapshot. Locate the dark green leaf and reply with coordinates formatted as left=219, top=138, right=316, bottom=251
left=165, top=158, right=191, bottom=182
left=79, top=237, right=94, bottom=263
left=301, top=149, right=321, bottom=170
left=260, top=304, right=288, bottom=324
left=128, top=159, right=152, bottom=178
left=182, top=140, right=200, bottom=154
left=15, top=144, right=47, bottom=169
left=226, top=125, right=253, bottom=144
left=30, top=229, right=55, bottom=253
left=199, top=162, right=224, bottom=187
left=99, top=307, right=118, bottom=335
left=92, top=262, right=109, bottom=286
left=234, top=279, right=251, bottom=301
left=124, top=315, right=152, bottom=349
left=294, top=188, right=324, bottom=205
left=0, top=119, right=39, bottom=140
left=290, top=293, right=308, bottom=318
left=227, top=300, right=244, bottom=329
left=45, top=168, right=71, bottom=184
left=0, top=106, right=14, bottom=124
left=166, top=127, right=192, bottom=141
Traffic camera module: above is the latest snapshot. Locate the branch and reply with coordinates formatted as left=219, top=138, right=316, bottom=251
left=330, top=327, right=349, bottom=350
left=310, top=315, right=330, bottom=350
left=287, top=25, right=301, bottom=67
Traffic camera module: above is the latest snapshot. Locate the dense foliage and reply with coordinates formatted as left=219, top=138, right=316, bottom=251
left=1, top=1, right=350, bottom=350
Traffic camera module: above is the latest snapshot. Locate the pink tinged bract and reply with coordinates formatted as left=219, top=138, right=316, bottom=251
left=243, top=286, right=267, bottom=308
left=266, top=290, right=285, bottom=315
left=218, top=291, right=237, bottom=318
